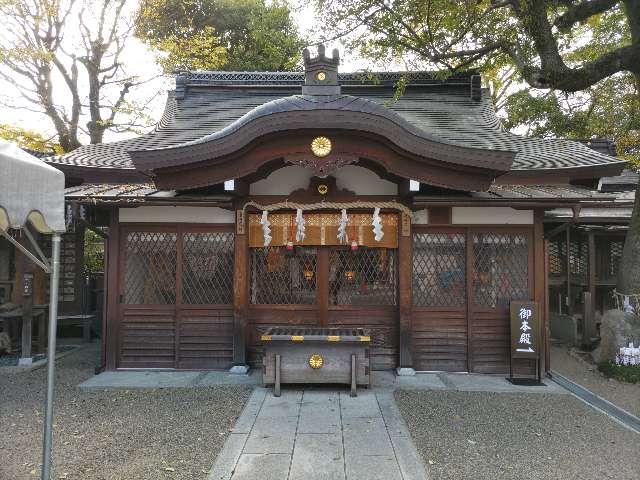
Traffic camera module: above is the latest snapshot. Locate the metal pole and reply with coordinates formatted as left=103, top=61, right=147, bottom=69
left=41, top=233, right=61, bottom=480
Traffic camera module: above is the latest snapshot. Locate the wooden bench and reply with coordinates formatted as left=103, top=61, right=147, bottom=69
left=261, top=327, right=371, bottom=397
left=57, top=314, right=95, bottom=343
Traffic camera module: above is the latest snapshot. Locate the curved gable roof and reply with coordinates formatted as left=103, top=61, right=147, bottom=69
left=128, top=93, right=514, bottom=175
left=45, top=71, right=625, bottom=181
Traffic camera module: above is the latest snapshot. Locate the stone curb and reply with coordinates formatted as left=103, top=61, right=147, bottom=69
left=550, top=370, right=640, bottom=434
left=208, top=388, right=266, bottom=480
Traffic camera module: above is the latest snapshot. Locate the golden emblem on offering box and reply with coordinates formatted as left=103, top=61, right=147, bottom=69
left=311, top=136, right=332, bottom=157
left=308, top=353, right=324, bottom=369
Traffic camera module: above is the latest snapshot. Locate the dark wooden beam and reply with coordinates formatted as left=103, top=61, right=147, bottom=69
left=566, top=226, right=572, bottom=317
left=398, top=213, right=413, bottom=368
left=533, top=209, right=546, bottom=376
left=105, top=208, right=119, bottom=370
left=586, top=231, right=597, bottom=345
left=232, top=209, right=248, bottom=366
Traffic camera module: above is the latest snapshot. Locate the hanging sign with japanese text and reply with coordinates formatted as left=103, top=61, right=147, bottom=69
left=510, top=301, right=539, bottom=359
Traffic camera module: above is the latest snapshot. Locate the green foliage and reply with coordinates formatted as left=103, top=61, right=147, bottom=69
left=135, top=0, right=304, bottom=72
left=0, top=124, right=63, bottom=153
left=84, top=229, right=105, bottom=275
left=598, top=361, right=640, bottom=384
left=309, top=0, right=639, bottom=166
left=503, top=73, right=640, bottom=167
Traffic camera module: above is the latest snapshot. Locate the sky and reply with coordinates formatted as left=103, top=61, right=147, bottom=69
left=0, top=1, right=383, bottom=146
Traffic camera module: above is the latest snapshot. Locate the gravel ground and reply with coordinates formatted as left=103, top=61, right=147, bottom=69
left=0, top=345, right=251, bottom=480
left=395, top=390, right=640, bottom=480
left=551, top=344, right=640, bottom=417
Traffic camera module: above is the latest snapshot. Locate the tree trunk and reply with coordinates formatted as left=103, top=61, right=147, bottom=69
left=617, top=6, right=640, bottom=294
left=617, top=175, right=640, bottom=293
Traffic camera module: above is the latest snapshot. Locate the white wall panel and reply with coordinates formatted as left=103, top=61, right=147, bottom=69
left=451, top=207, right=533, bottom=225
left=119, top=206, right=234, bottom=223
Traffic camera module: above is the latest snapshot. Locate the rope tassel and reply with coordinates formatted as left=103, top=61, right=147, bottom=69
left=337, top=209, right=349, bottom=244
left=295, top=208, right=306, bottom=242
left=372, top=207, right=383, bottom=241
left=260, top=210, right=272, bottom=246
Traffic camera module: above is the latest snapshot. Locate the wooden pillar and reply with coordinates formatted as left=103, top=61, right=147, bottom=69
left=317, top=249, right=329, bottom=327
left=586, top=231, right=597, bottom=344
left=233, top=209, right=248, bottom=366
left=533, top=209, right=547, bottom=376
left=105, top=208, right=119, bottom=370
left=11, top=235, right=24, bottom=305
left=33, top=250, right=47, bottom=353
left=20, top=262, right=34, bottom=363
left=566, top=226, right=572, bottom=316
left=544, top=239, right=551, bottom=374
left=175, top=226, right=184, bottom=369
left=398, top=212, right=413, bottom=369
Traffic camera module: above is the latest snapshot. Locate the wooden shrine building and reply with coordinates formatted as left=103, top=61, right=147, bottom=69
left=45, top=46, right=627, bottom=375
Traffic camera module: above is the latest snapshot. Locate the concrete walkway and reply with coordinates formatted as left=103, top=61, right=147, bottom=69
left=208, top=388, right=428, bottom=480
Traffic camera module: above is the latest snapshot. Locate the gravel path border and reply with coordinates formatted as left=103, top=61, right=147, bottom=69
left=395, top=389, right=640, bottom=480
left=1, top=344, right=252, bottom=480
left=551, top=344, right=640, bottom=417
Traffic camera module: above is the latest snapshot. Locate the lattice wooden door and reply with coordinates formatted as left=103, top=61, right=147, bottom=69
left=412, top=229, right=468, bottom=372
left=327, top=247, right=398, bottom=370
left=469, top=229, right=532, bottom=374
left=246, top=245, right=399, bottom=369
left=118, top=226, right=234, bottom=369
left=411, top=227, right=533, bottom=373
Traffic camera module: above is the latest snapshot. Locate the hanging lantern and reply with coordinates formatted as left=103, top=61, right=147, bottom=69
left=303, top=269, right=314, bottom=281
left=351, top=240, right=358, bottom=251
left=344, top=270, right=355, bottom=281
left=286, top=214, right=295, bottom=252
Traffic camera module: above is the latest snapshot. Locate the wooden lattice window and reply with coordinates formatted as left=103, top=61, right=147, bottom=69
left=608, top=239, right=624, bottom=278
left=329, top=248, right=397, bottom=306
left=124, top=232, right=177, bottom=304
left=472, top=232, right=529, bottom=309
left=569, top=236, right=588, bottom=278
left=413, top=232, right=466, bottom=307
left=547, top=238, right=565, bottom=276
left=182, top=232, right=234, bottom=304
left=250, top=247, right=317, bottom=304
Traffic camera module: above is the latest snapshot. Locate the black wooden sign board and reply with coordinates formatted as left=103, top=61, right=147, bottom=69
left=510, top=301, right=539, bottom=359
left=508, top=300, right=543, bottom=385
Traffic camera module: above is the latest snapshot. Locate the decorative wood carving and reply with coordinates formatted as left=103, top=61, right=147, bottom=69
left=284, top=153, right=358, bottom=177
left=289, top=175, right=356, bottom=199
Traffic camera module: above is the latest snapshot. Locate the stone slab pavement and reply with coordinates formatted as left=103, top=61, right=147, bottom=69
left=208, top=387, right=429, bottom=480
left=79, top=368, right=564, bottom=394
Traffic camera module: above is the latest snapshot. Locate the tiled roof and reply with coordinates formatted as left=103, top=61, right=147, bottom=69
left=598, top=169, right=639, bottom=192
left=65, top=182, right=620, bottom=202
left=47, top=71, right=625, bottom=174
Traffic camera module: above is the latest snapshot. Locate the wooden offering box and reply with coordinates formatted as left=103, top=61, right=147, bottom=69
left=261, top=327, right=371, bottom=396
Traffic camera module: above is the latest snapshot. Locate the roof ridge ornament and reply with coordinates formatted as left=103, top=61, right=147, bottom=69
left=302, top=44, right=341, bottom=96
